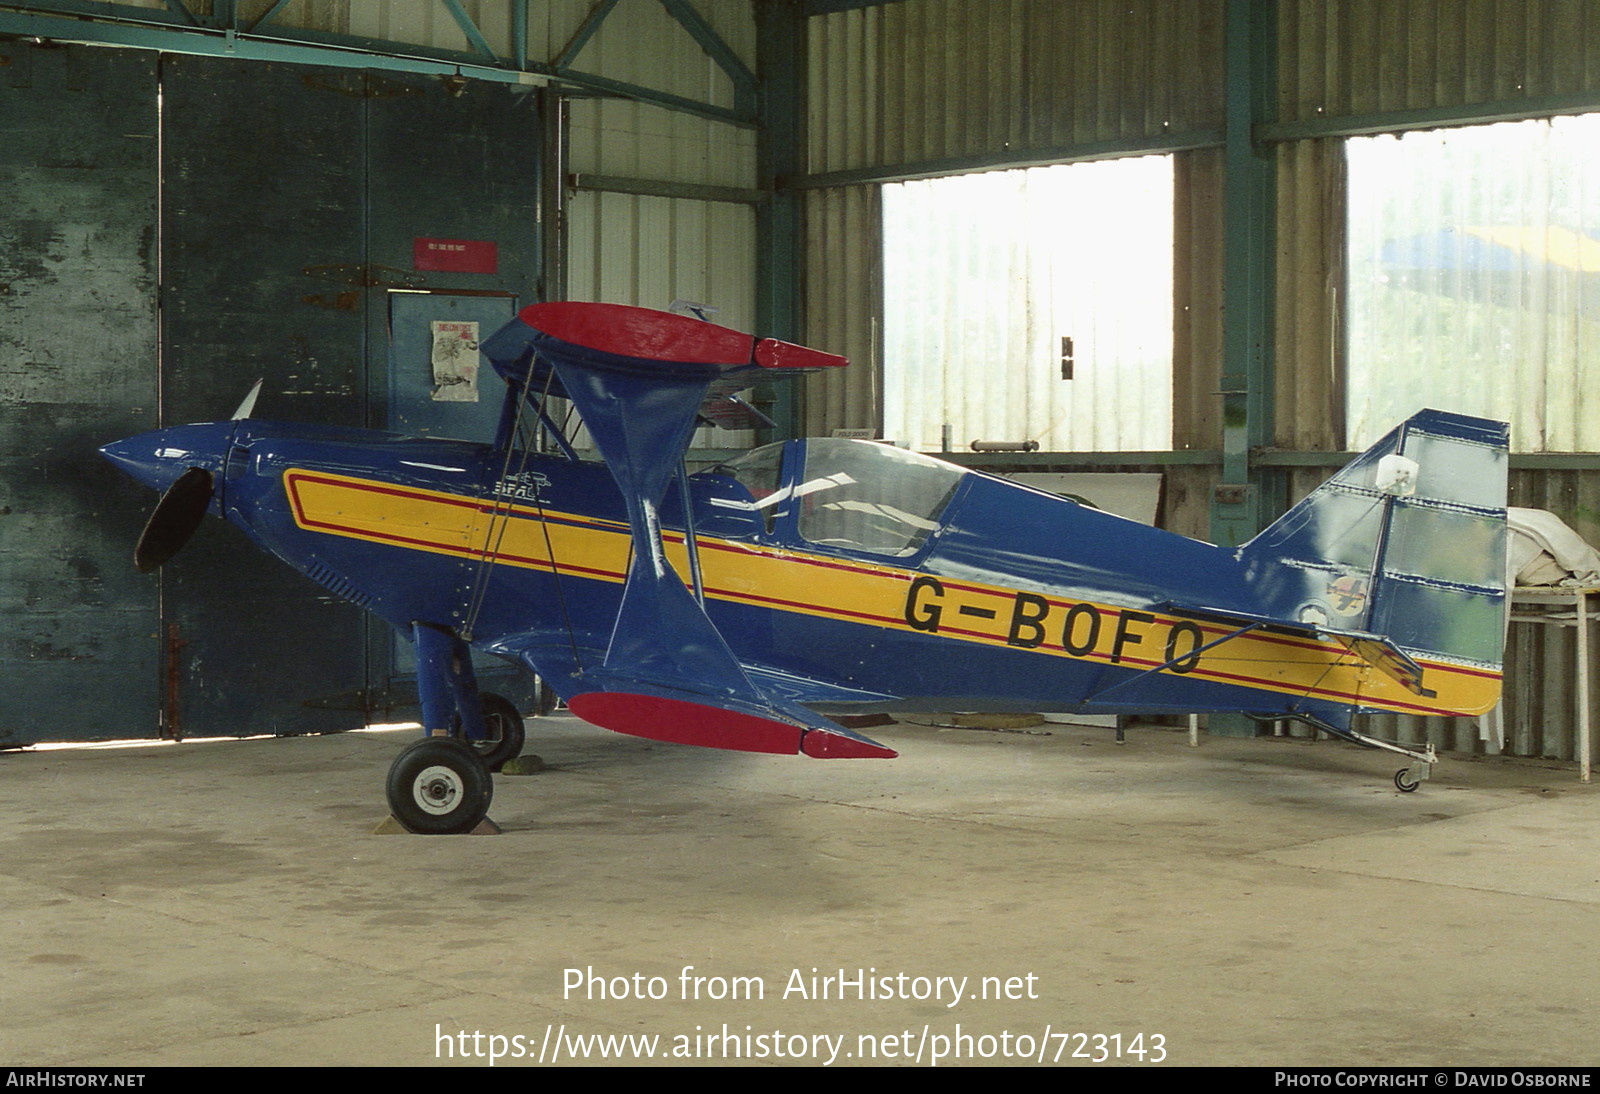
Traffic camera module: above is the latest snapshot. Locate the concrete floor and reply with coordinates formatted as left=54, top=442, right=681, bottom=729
left=1, top=714, right=1597, bottom=1068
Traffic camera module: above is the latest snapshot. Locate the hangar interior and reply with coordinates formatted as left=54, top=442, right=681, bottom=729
left=5, top=0, right=1600, bottom=1070
left=4, top=0, right=1600, bottom=766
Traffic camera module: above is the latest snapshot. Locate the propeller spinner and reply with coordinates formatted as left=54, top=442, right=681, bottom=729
left=102, top=382, right=262, bottom=572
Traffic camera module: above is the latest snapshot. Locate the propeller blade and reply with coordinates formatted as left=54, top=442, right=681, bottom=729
left=231, top=379, right=263, bottom=420
left=134, top=467, right=215, bottom=573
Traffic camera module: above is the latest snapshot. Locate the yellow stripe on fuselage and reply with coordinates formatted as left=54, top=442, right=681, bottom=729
left=282, top=469, right=1501, bottom=717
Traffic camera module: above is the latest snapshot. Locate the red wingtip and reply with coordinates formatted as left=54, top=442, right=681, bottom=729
left=753, top=338, right=848, bottom=371
left=800, top=729, right=898, bottom=759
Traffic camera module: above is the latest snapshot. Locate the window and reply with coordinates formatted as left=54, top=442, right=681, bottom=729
left=707, top=443, right=785, bottom=534
left=1346, top=116, right=1600, bottom=451
left=882, top=157, right=1175, bottom=453
left=794, top=440, right=963, bottom=557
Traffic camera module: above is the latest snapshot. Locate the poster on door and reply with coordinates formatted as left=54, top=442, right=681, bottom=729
left=430, top=320, right=479, bottom=402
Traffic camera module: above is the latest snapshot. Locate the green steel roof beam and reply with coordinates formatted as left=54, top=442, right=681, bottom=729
left=0, top=9, right=536, bottom=82
left=4, top=0, right=199, bottom=31
left=512, top=0, right=528, bottom=68
left=802, top=0, right=910, bottom=12
left=1259, top=91, right=1600, bottom=142
left=787, top=130, right=1226, bottom=189
left=0, top=7, right=754, bottom=125
left=570, top=173, right=766, bottom=205
left=659, top=0, right=757, bottom=115
left=162, top=0, right=201, bottom=26
left=246, top=0, right=295, bottom=33
left=531, top=65, right=755, bottom=126
left=554, top=0, right=621, bottom=70
left=440, top=0, right=502, bottom=65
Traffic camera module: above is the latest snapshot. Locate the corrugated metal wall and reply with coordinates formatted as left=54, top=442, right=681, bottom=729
left=1273, top=138, right=1345, bottom=451
left=565, top=189, right=755, bottom=326
left=799, top=0, right=1600, bottom=767
left=1173, top=148, right=1225, bottom=459
left=559, top=1, right=758, bottom=326
left=807, top=0, right=1225, bottom=176
left=348, top=1, right=760, bottom=321
left=803, top=0, right=1229, bottom=448
left=803, top=185, right=881, bottom=436
left=1278, top=0, right=1600, bottom=124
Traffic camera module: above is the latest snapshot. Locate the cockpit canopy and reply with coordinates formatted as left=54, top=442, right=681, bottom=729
left=703, top=438, right=967, bottom=558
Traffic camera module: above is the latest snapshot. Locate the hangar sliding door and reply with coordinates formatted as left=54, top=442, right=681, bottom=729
left=0, top=44, right=161, bottom=746
left=159, top=56, right=541, bottom=738
left=0, top=46, right=539, bottom=744
left=365, top=72, right=542, bottom=713
left=159, top=56, right=369, bottom=738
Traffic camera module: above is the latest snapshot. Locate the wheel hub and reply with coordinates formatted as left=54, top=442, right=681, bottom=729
left=413, top=765, right=464, bottom=815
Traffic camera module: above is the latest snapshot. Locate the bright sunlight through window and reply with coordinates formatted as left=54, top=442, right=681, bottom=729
left=1347, top=115, right=1600, bottom=452
left=883, top=157, right=1175, bottom=453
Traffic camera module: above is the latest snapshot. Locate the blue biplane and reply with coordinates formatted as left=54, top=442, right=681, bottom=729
left=101, top=303, right=1509, bottom=833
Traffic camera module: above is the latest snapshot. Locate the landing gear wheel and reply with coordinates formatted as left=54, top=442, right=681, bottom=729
left=1394, top=768, right=1420, bottom=793
left=453, top=692, right=526, bottom=772
left=386, top=737, right=493, bottom=834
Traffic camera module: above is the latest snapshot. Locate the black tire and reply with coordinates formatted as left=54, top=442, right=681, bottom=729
left=386, top=737, right=493, bottom=834
left=1394, top=768, right=1420, bottom=793
left=531, top=677, right=558, bottom=717
left=459, top=692, right=526, bottom=772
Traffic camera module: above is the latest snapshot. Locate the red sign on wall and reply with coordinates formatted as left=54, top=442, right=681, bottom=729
left=413, top=237, right=499, bottom=275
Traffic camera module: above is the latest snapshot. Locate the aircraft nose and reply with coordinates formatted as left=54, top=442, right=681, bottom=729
left=101, top=421, right=239, bottom=573
left=99, top=422, right=235, bottom=494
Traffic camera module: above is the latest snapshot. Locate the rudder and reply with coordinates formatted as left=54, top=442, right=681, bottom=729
left=1238, top=409, right=1508, bottom=712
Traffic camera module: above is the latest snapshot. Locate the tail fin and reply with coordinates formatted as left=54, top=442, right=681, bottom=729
left=1238, top=410, right=1508, bottom=710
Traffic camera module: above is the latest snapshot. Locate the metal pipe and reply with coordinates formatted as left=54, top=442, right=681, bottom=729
left=969, top=440, right=1040, bottom=453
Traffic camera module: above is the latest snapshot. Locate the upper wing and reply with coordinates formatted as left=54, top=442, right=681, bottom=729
left=478, top=303, right=890, bottom=759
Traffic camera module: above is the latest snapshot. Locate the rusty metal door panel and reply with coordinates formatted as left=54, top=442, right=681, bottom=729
left=364, top=74, right=542, bottom=298
left=0, top=54, right=545, bottom=743
left=0, top=43, right=160, bottom=745
left=159, top=54, right=368, bottom=738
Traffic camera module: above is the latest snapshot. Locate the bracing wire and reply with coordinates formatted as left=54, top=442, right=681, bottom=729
left=457, top=355, right=587, bottom=673
left=460, top=357, right=553, bottom=642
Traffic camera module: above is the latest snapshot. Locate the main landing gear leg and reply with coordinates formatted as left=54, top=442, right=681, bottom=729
left=385, top=623, right=496, bottom=834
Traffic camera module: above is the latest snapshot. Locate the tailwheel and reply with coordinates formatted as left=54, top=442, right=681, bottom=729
left=461, top=692, right=526, bottom=772
left=386, top=737, right=493, bottom=834
left=1394, top=768, right=1420, bottom=793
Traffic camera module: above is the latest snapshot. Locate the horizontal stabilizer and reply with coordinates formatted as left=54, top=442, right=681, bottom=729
left=1167, top=603, right=1435, bottom=698
left=1331, top=635, right=1434, bottom=699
